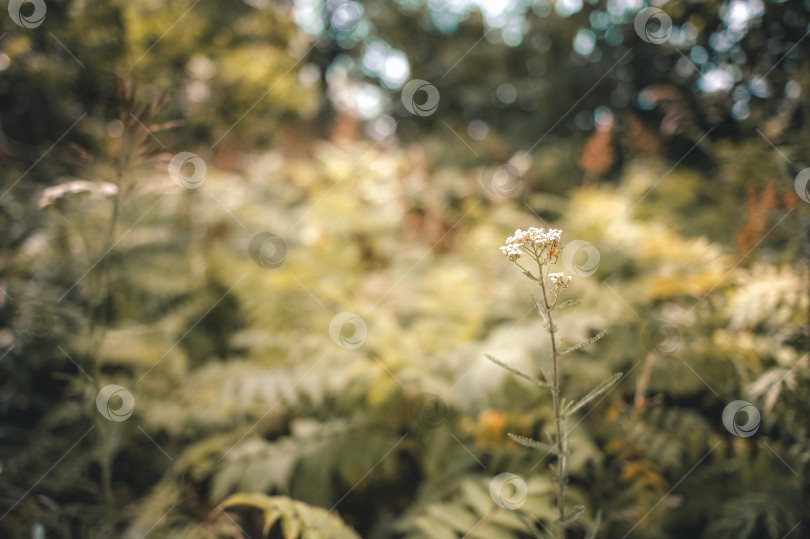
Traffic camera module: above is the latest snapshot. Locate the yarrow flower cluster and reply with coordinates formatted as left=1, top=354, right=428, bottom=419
left=493, top=224, right=618, bottom=539
left=548, top=272, right=572, bottom=288
left=499, top=227, right=562, bottom=262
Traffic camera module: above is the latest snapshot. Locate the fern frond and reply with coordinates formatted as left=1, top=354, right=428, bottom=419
left=219, top=492, right=361, bottom=539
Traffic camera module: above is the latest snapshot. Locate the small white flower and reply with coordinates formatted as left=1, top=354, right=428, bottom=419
left=549, top=272, right=572, bottom=288
left=500, top=226, right=563, bottom=262
left=505, top=229, right=529, bottom=245
left=499, top=244, right=523, bottom=261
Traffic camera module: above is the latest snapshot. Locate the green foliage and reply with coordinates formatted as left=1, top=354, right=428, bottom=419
left=1, top=1, right=809, bottom=538
left=563, top=372, right=623, bottom=417
left=3, top=130, right=807, bottom=536
left=485, top=354, right=549, bottom=387
left=2, top=130, right=807, bottom=536
left=559, top=331, right=608, bottom=356
left=552, top=299, right=582, bottom=311
left=397, top=477, right=557, bottom=539
left=219, top=493, right=361, bottom=539
left=507, top=433, right=562, bottom=456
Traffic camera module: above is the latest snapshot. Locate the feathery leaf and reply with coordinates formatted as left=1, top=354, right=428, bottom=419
left=556, top=505, right=585, bottom=524
left=559, top=330, right=607, bottom=355
left=507, top=433, right=564, bottom=455
left=486, top=354, right=550, bottom=387
left=553, top=299, right=582, bottom=311
left=564, top=372, right=623, bottom=417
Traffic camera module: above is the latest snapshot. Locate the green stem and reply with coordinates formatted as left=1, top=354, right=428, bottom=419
left=92, top=105, right=128, bottom=512
left=538, top=258, right=566, bottom=539
left=95, top=193, right=119, bottom=512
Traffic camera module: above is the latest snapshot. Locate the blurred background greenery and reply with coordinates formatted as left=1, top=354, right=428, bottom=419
left=0, top=0, right=808, bottom=537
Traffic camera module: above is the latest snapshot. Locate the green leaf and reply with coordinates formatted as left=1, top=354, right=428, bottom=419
left=585, top=510, right=602, bottom=539
left=485, top=354, right=549, bottom=387
left=460, top=481, right=493, bottom=516
left=489, top=508, right=527, bottom=530
left=467, top=523, right=522, bottom=539
left=507, top=433, right=563, bottom=455
left=282, top=512, right=303, bottom=539
left=427, top=503, right=479, bottom=532
left=556, top=505, right=585, bottom=524
left=220, top=491, right=272, bottom=512
left=413, top=516, right=458, bottom=539
left=218, top=493, right=361, bottom=539
left=553, top=299, right=582, bottom=311
left=564, top=372, right=623, bottom=417
left=263, top=508, right=282, bottom=537
left=559, top=330, right=607, bottom=355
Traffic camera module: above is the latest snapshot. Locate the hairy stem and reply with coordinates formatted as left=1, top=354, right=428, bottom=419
left=538, top=258, right=566, bottom=539
left=93, top=104, right=128, bottom=511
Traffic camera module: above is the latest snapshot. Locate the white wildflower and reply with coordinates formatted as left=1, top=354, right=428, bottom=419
left=548, top=272, right=572, bottom=288
left=38, top=180, right=119, bottom=209
left=499, top=226, right=563, bottom=261
left=499, top=243, right=523, bottom=261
